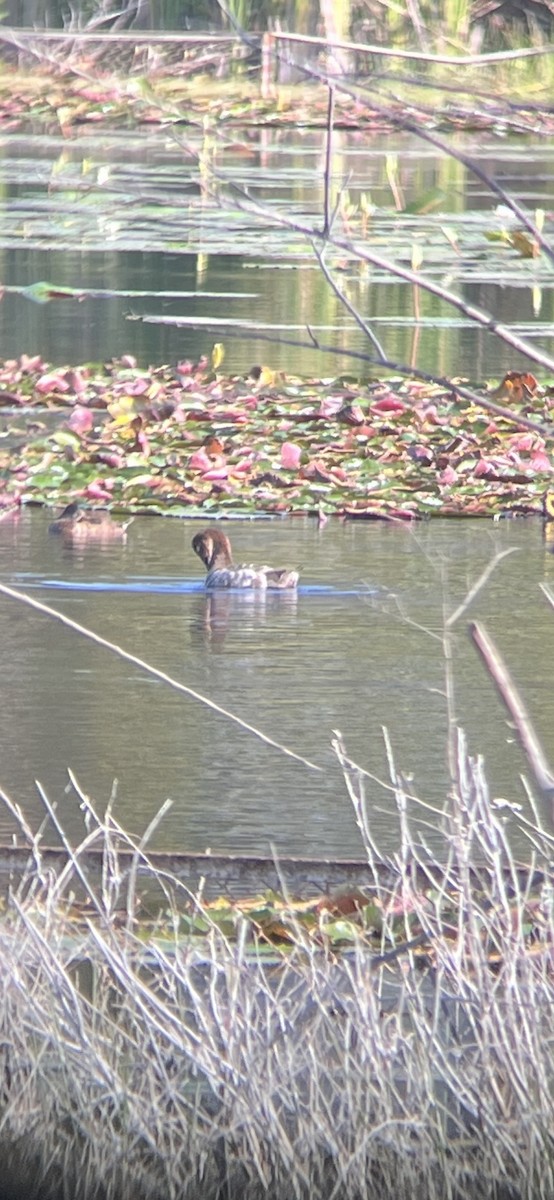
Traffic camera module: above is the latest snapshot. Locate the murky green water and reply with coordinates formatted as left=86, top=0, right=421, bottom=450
left=0, top=511, right=552, bottom=857
left=1, top=129, right=553, bottom=379
left=0, top=125, right=553, bottom=858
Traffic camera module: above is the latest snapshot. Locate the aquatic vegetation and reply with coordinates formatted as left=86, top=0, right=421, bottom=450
left=1, top=34, right=554, bottom=137
left=0, top=354, right=552, bottom=518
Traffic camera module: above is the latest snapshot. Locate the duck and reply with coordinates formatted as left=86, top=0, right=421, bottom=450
left=544, top=491, right=554, bottom=522
left=192, top=527, right=299, bottom=590
left=49, top=502, right=132, bottom=539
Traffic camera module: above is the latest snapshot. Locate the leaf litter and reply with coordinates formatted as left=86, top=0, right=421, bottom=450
left=19, top=877, right=550, bottom=972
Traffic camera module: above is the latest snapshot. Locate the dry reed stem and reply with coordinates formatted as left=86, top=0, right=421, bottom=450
left=0, top=728, right=552, bottom=1199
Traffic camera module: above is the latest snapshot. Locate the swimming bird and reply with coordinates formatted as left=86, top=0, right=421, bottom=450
left=192, top=527, right=299, bottom=589
left=49, top=502, right=132, bottom=539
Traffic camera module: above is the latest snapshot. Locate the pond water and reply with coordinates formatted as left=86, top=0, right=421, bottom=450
left=1, top=128, right=553, bottom=381
left=0, top=510, right=552, bottom=859
left=1, top=122, right=553, bottom=860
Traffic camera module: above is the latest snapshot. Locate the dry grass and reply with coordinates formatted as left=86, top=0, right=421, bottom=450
left=0, top=727, right=554, bottom=1200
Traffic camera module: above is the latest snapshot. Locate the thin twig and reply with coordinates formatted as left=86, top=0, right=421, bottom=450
left=0, top=581, right=322, bottom=772
left=470, top=619, right=554, bottom=795
left=446, top=548, right=519, bottom=629
left=354, top=85, right=554, bottom=266
left=269, top=27, right=554, bottom=68
left=223, top=183, right=554, bottom=369
left=322, top=84, right=335, bottom=239
left=224, top=17, right=554, bottom=267
left=311, top=241, right=387, bottom=362
left=141, top=315, right=554, bottom=438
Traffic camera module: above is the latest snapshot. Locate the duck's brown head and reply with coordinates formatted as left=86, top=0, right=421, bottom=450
left=192, top=528, right=233, bottom=571
left=51, top=501, right=82, bottom=525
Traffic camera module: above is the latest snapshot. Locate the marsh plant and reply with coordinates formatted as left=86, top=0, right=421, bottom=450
left=0, top=722, right=554, bottom=1200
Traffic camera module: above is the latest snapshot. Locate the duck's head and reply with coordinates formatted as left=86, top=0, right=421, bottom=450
left=49, top=502, right=85, bottom=533
left=54, top=502, right=82, bottom=523
left=192, top=528, right=233, bottom=571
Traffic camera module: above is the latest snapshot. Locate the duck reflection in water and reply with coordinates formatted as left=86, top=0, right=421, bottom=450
left=191, top=588, right=298, bottom=649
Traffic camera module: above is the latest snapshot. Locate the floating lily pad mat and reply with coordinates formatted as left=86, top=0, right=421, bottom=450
left=0, top=355, right=552, bottom=518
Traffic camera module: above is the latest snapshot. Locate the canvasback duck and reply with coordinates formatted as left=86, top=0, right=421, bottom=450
left=49, top=502, right=132, bottom=540
left=192, top=527, right=299, bottom=590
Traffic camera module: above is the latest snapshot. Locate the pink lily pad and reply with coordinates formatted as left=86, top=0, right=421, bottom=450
left=188, top=448, right=213, bottom=471
left=202, top=466, right=229, bottom=481
left=370, top=395, right=407, bottom=414
left=281, top=442, right=302, bottom=469
left=529, top=451, right=552, bottom=472
left=67, top=405, right=93, bottom=436
left=84, top=481, right=114, bottom=501
left=35, top=371, right=71, bottom=394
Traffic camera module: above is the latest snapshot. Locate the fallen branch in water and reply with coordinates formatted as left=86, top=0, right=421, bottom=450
left=470, top=618, right=554, bottom=798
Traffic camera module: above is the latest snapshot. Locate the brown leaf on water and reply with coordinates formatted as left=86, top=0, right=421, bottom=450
left=316, top=889, right=369, bottom=918
left=252, top=471, right=296, bottom=489
left=337, top=403, right=366, bottom=425
left=510, top=230, right=540, bottom=259
left=491, top=371, right=539, bottom=403
left=203, top=435, right=225, bottom=458
left=253, top=917, right=296, bottom=943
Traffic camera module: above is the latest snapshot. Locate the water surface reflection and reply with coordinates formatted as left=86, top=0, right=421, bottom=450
left=1, top=129, right=553, bottom=379
left=0, top=511, right=553, bottom=859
